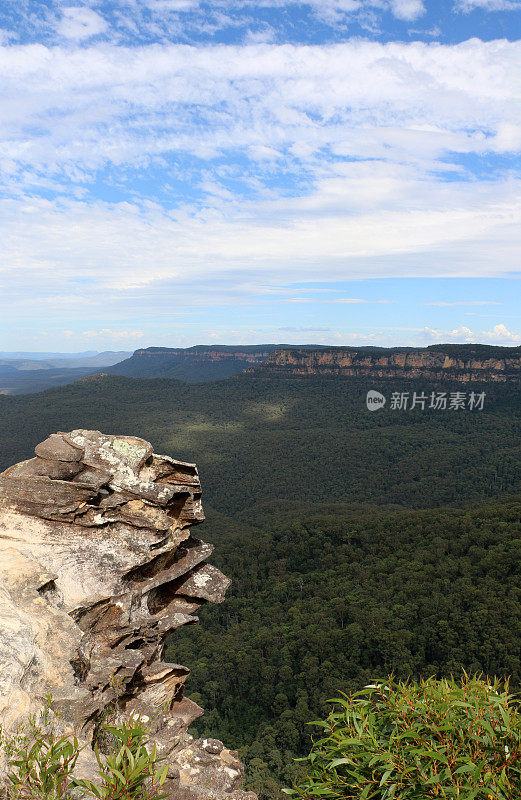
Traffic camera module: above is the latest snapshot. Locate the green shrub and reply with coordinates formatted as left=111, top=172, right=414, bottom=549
left=1, top=694, right=79, bottom=800
left=72, top=714, right=168, bottom=800
left=287, top=675, right=521, bottom=800
left=2, top=705, right=168, bottom=800
left=6, top=732, right=80, bottom=800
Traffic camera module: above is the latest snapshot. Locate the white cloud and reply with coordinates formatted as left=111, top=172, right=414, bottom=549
left=456, top=0, right=521, bottom=10
left=279, top=326, right=331, bottom=331
left=423, top=325, right=477, bottom=342
left=492, top=123, right=521, bottom=152
left=285, top=297, right=394, bottom=303
left=302, top=0, right=361, bottom=14
left=139, top=0, right=426, bottom=24
left=1, top=39, right=521, bottom=178
left=81, top=329, right=145, bottom=340
left=57, top=8, right=109, bottom=41
left=482, top=323, right=521, bottom=343
left=248, top=0, right=428, bottom=23
left=146, top=0, right=201, bottom=9
left=0, top=39, right=520, bottom=316
left=426, top=301, right=501, bottom=306
left=40, top=0, right=431, bottom=44
left=248, top=145, right=281, bottom=161
left=0, top=170, right=520, bottom=302
left=390, top=0, right=426, bottom=20
left=421, top=323, right=521, bottom=345
left=286, top=297, right=382, bottom=303
left=0, top=29, right=16, bottom=45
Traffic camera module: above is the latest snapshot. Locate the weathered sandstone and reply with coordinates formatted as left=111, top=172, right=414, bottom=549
left=0, top=430, right=255, bottom=800
left=253, top=346, right=521, bottom=383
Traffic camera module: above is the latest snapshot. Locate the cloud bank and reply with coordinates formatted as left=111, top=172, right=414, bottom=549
left=0, top=36, right=520, bottom=345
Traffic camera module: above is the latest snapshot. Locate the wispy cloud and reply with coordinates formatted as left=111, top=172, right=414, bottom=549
left=1, top=37, right=520, bottom=192
left=422, top=323, right=520, bottom=344
left=425, top=301, right=502, bottom=306
left=286, top=297, right=394, bottom=303
left=279, top=326, right=331, bottom=331
left=57, top=8, right=109, bottom=41
left=0, top=0, right=431, bottom=47
left=0, top=38, right=520, bottom=313
left=456, top=0, right=521, bottom=11
left=81, top=329, right=145, bottom=340
left=0, top=13, right=520, bottom=348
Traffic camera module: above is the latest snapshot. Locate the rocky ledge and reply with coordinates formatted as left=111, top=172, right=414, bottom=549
left=0, top=430, right=255, bottom=800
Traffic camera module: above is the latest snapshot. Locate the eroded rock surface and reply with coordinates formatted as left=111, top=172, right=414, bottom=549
left=0, top=430, right=253, bottom=799
left=253, top=346, right=521, bottom=383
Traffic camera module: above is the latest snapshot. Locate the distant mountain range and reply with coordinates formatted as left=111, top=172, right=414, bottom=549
left=107, top=343, right=521, bottom=384
left=0, top=351, right=131, bottom=395
left=2, top=343, right=521, bottom=395
left=1, top=351, right=86, bottom=359
left=105, top=344, right=327, bottom=382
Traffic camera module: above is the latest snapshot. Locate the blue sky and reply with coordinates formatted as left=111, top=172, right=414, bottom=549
left=0, top=0, right=520, bottom=351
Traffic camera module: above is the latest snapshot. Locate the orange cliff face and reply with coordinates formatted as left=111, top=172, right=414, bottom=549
left=252, top=348, right=521, bottom=383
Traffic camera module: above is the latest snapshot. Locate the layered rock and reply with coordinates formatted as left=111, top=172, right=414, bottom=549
left=0, top=430, right=254, bottom=799
left=253, top=346, right=521, bottom=383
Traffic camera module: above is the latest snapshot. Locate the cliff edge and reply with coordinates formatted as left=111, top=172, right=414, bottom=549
left=0, top=430, right=255, bottom=800
left=252, top=345, right=521, bottom=383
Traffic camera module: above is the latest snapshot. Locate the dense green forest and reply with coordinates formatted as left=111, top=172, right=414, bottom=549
left=0, top=373, right=520, bottom=796
left=0, top=374, right=519, bottom=511
left=170, top=498, right=521, bottom=796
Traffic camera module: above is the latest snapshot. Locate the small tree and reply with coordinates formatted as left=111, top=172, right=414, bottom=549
left=6, top=732, right=80, bottom=800
left=2, top=703, right=168, bottom=800
left=1, top=694, right=80, bottom=800
left=72, top=714, right=169, bottom=800
left=287, top=675, right=521, bottom=799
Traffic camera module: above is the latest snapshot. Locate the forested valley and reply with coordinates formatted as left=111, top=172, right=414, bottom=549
left=0, top=373, right=520, bottom=797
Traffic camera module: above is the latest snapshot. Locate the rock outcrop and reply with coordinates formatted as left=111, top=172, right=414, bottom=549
left=0, top=430, right=255, bottom=800
left=253, top=345, right=521, bottom=383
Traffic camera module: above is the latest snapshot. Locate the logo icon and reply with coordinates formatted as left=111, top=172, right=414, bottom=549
left=366, top=390, right=386, bottom=412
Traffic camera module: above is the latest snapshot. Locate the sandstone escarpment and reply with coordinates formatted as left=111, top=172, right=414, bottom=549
left=254, top=346, right=521, bottom=383
left=0, top=430, right=255, bottom=800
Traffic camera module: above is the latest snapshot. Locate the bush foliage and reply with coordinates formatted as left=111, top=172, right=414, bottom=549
left=72, top=715, right=168, bottom=800
left=1, top=706, right=167, bottom=800
left=289, top=676, right=521, bottom=800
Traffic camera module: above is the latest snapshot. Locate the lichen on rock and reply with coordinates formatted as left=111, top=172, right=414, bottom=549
left=0, top=430, right=254, bottom=799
